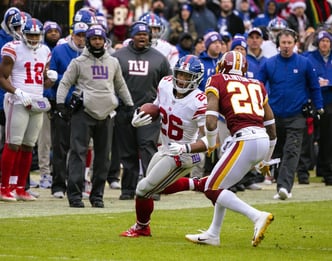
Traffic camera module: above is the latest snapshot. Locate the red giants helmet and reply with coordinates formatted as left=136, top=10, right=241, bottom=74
left=215, top=51, right=247, bottom=76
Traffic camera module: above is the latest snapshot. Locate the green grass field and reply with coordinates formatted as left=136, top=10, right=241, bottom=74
left=0, top=176, right=331, bottom=261
left=0, top=202, right=331, bottom=261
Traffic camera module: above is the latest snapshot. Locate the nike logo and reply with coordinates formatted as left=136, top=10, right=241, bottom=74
left=197, top=237, right=207, bottom=242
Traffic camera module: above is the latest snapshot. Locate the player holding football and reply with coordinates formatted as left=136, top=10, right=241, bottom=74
left=186, top=51, right=276, bottom=247
left=0, top=18, right=57, bottom=201
left=120, top=55, right=210, bottom=237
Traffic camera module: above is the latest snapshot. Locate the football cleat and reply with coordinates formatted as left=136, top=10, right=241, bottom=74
left=193, top=176, right=208, bottom=192
left=185, top=231, right=220, bottom=246
left=0, top=187, right=17, bottom=202
left=252, top=212, right=274, bottom=247
left=15, top=187, right=36, bottom=201
left=120, top=224, right=151, bottom=237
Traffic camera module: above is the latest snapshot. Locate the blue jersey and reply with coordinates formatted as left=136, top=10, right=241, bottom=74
left=257, top=53, right=323, bottom=117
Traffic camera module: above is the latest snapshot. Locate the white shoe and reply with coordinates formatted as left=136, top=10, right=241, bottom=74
left=252, top=212, right=274, bottom=247
left=109, top=181, right=121, bottom=189
left=273, top=187, right=292, bottom=200
left=82, top=192, right=90, bottom=199
left=185, top=231, right=220, bottom=246
left=53, top=191, right=65, bottom=199
left=27, top=189, right=40, bottom=198
left=263, top=176, right=273, bottom=185
left=246, top=183, right=262, bottom=190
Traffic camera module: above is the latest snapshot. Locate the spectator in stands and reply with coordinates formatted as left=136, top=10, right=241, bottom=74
left=169, top=2, right=197, bottom=46
left=252, top=0, right=279, bottom=28
left=217, top=0, right=245, bottom=36
left=191, top=0, right=218, bottom=37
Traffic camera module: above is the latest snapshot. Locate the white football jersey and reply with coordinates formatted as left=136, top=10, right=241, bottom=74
left=155, top=76, right=207, bottom=150
left=1, top=40, right=51, bottom=102
left=152, top=39, right=179, bottom=68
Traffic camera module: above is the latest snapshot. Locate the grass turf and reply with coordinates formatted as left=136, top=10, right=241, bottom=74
left=0, top=201, right=331, bottom=261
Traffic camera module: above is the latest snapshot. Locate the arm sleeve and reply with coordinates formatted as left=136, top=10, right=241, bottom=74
left=56, top=60, right=78, bottom=104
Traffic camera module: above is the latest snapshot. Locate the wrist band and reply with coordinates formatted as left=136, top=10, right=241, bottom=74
left=185, top=144, right=191, bottom=153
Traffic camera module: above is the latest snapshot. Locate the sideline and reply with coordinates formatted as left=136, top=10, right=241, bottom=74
left=0, top=178, right=331, bottom=219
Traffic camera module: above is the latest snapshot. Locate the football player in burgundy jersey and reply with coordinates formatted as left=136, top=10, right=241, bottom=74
left=186, top=51, right=276, bottom=247
left=120, top=55, right=209, bottom=238
left=0, top=18, right=57, bottom=201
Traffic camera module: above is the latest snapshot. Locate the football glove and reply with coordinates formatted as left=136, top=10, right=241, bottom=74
left=207, top=143, right=219, bottom=157
left=168, top=143, right=189, bottom=156
left=131, top=109, right=152, bottom=127
left=14, top=88, right=32, bottom=107
left=256, top=161, right=271, bottom=176
left=56, top=103, right=70, bottom=121
left=46, top=70, right=58, bottom=82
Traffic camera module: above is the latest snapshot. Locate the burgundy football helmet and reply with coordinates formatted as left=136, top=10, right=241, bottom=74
left=215, top=51, right=247, bottom=76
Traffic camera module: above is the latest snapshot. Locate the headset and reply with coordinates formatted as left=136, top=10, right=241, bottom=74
left=276, top=28, right=298, bottom=48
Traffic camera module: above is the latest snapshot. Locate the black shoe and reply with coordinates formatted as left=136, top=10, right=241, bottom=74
left=119, top=194, right=134, bottom=200
left=69, top=200, right=85, bottom=208
left=236, top=184, right=246, bottom=191
left=91, top=201, right=104, bottom=208
left=298, top=179, right=310, bottom=184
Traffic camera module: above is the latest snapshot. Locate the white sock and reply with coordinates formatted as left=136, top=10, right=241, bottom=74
left=217, top=189, right=261, bottom=222
left=207, top=203, right=226, bottom=237
left=188, top=179, right=194, bottom=190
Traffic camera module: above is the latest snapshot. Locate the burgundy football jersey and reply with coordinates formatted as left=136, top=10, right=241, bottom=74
left=205, top=74, right=268, bottom=135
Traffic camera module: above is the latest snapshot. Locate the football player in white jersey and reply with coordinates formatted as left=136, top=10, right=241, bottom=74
left=120, top=55, right=211, bottom=238
left=0, top=18, right=57, bottom=201
left=139, top=13, right=179, bottom=68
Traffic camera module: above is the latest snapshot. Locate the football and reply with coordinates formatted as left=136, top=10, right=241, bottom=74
left=140, top=103, right=160, bottom=121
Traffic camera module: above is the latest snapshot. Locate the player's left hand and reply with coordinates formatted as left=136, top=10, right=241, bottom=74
left=256, top=161, right=271, bottom=176
left=168, top=143, right=188, bottom=156
left=207, top=143, right=219, bottom=157
left=131, top=109, right=152, bottom=127
left=46, top=70, right=58, bottom=82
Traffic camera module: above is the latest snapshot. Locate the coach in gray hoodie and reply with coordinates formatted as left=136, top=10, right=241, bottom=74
left=57, top=25, right=133, bottom=208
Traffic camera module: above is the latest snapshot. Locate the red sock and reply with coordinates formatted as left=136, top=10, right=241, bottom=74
left=86, top=148, right=92, bottom=168
left=136, top=197, right=154, bottom=225
left=1, top=144, right=19, bottom=187
left=12, top=148, right=22, bottom=178
left=16, top=150, right=32, bottom=187
left=162, top=177, right=190, bottom=194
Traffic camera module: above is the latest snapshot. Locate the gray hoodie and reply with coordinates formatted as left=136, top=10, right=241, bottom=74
left=57, top=48, right=133, bottom=120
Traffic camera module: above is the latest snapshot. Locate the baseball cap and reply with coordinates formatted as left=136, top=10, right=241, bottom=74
left=73, top=22, right=89, bottom=35
left=248, top=27, right=263, bottom=37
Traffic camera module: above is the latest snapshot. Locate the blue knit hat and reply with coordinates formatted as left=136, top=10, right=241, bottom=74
left=204, top=31, right=222, bottom=49
left=130, top=22, right=150, bottom=37
left=317, top=31, right=332, bottom=43
left=44, top=21, right=62, bottom=35
left=231, top=35, right=247, bottom=51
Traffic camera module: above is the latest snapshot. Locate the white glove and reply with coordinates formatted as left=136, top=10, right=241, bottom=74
left=131, top=109, right=152, bottom=127
left=14, top=88, right=32, bottom=107
left=46, top=70, right=58, bottom=82
left=168, top=143, right=189, bottom=156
